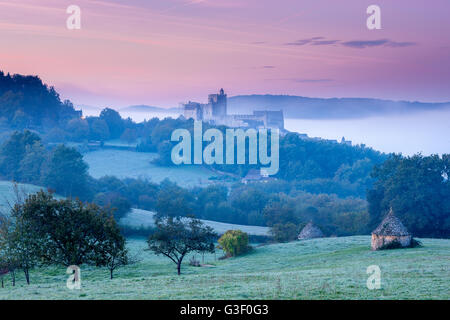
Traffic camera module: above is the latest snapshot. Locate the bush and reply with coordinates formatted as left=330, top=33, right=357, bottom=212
left=217, top=230, right=250, bottom=257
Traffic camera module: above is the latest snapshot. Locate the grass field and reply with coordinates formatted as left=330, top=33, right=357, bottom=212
left=0, top=181, right=48, bottom=214
left=120, top=208, right=270, bottom=236
left=0, top=236, right=448, bottom=300
left=83, top=149, right=218, bottom=187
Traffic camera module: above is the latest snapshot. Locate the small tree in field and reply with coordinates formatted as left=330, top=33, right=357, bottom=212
left=96, top=216, right=128, bottom=279
left=217, top=230, right=250, bottom=257
left=0, top=214, right=38, bottom=285
left=147, top=217, right=216, bottom=275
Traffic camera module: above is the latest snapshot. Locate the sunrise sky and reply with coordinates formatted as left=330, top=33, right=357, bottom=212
left=1, top=0, right=449, bottom=107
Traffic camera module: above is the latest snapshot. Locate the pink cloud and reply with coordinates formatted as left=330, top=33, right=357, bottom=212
left=0, top=0, right=449, bottom=106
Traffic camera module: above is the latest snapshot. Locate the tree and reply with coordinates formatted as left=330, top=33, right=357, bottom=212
left=99, top=108, right=124, bottom=139
left=262, top=198, right=297, bottom=226
left=67, top=118, right=89, bottom=142
left=148, top=217, right=216, bottom=275
left=217, top=230, right=250, bottom=257
left=93, top=192, right=131, bottom=221
left=270, top=223, right=299, bottom=242
left=43, top=145, right=90, bottom=199
left=155, top=180, right=194, bottom=218
left=230, top=187, right=269, bottom=215
left=120, top=128, right=137, bottom=144
left=0, top=130, right=41, bottom=180
left=0, top=216, right=16, bottom=286
left=0, top=213, right=39, bottom=285
left=18, top=141, right=47, bottom=184
left=18, top=191, right=112, bottom=267
left=88, top=118, right=110, bottom=142
left=95, top=216, right=128, bottom=279
left=155, top=141, right=174, bottom=166
left=367, top=154, right=450, bottom=238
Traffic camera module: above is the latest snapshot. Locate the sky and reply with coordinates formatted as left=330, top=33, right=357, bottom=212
left=1, top=0, right=450, bottom=108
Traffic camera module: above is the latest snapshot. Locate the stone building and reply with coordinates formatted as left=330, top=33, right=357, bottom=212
left=182, top=89, right=284, bottom=130
left=371, top=208, right=412, bottom=250
left=182, top=88, right=227, bottom=122
left=298, top=222, right=324, bottom=240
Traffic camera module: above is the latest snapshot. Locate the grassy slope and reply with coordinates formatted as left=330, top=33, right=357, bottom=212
left=0, top=236, right=448, bottom=300
left=83, top=149, right=218, bottom=187
left=0, top=181, right=47, bottom=214
left=121, top=208, right=270, bottom=236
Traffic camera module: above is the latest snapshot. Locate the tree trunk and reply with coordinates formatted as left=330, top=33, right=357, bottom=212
left=110, top=269, right=114, bottom=280
left=11, top=270, right=15, bottom=286
left=1, top=277, right=3, bottom=288
left=24, top=269, right=30, bottom=285
left=177, top=262, right=181, bottom=275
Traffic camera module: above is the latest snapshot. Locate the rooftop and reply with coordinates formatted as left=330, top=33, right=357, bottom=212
left=372, top=208, right=410, bottom=236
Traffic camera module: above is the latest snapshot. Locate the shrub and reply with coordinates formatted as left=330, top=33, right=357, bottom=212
left=217, top=230, right=250, bottom=257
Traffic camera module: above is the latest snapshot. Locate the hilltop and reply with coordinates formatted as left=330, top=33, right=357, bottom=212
left=0, top=71, right=80, bottom=127
left=228, top=95, right=450, bottom=119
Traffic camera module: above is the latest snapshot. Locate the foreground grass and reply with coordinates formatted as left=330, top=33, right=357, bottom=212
left=0, top=236, right=448, bottom=299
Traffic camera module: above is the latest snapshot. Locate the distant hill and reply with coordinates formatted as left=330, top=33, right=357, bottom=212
left=228, top=95, right=450, bottom=119
left=120, top=105, right=180, bottom=113
left=0, top=71, right=80, bottom=127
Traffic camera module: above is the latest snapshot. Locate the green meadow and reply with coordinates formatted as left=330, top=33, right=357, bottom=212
left=0, top=181, right=46, bottom=214
left=0, top=236, right=448, bottom=300
left=83, top=149, right=219, bottom=187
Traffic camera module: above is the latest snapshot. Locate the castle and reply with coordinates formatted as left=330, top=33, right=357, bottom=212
left=182, top=89, right=284, bottom=130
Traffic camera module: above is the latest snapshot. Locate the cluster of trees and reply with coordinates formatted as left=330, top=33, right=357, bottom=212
left=0, top=131, right=371, bottom=238
left=47, top=108, right=138, bottom=143
left=0, top=131, right=92, bottom=200
left=134, top=118, right=386, bottom=198
left=0, top=190, right=128, bottom=285
left=367, top=154, right=450, bottom=238
left=149, top=179, right=369, bottom=240
left=0, top=131, right=133, bottom=221
left=0, top=72, right=79, bottom=129
left=3, top=130, right=448, bottom=241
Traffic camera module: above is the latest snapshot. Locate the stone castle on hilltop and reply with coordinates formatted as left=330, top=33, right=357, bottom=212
left=182, top=89, right=284, bottom=130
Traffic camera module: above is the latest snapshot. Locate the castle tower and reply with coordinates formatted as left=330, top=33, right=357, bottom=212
left=208, top=88, right=227, bottom=119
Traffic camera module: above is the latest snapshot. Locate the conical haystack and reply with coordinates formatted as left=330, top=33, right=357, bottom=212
left=298, top=222, right=324, bottom=240
left=371, top=208, right=411, bottom=250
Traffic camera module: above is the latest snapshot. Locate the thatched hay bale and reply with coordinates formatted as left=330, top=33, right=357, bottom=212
left=298, top=222, right=324, bottom=240
left=371, top=208, right=411, bottom=250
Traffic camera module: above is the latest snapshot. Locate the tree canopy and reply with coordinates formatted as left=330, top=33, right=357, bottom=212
left=147, top=217, right=216, bottom=275
left=367, top=154, right=450, bottom=238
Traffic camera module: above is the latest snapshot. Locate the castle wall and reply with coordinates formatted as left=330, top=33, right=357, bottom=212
left=182, top=89, right=284, bottom=130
